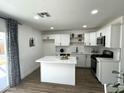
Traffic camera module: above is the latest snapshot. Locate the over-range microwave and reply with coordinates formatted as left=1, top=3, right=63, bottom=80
left=97, top=36, right=105, bottom=46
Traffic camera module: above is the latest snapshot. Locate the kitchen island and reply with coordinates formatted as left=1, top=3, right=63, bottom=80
left=36, top=56, right=77, bottom=86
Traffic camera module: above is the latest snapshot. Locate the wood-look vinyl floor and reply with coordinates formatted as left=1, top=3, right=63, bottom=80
left=4, top=68, right=104, bottom=93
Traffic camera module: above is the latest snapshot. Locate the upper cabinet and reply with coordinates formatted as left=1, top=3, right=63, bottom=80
left=84, top=33, right=90, bottom=46
left=43, top=34, right=55, bottom=40
left=43, top=34, right=70, bottom=46
left=90, top=32, right=97, bottom=46
left=106, top=24, right=121, bottom=48
left=84, top=32, right=97, bottom=46
left=97, top=24, right=121, bottom=48
left=55, top=34, right=70, bottom=46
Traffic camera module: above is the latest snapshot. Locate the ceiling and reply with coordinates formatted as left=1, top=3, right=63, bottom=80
left=0, top=0, right=124, bottom=31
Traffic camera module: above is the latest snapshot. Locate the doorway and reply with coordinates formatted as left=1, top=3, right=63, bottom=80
left=0, top=32, right=9, bottom=92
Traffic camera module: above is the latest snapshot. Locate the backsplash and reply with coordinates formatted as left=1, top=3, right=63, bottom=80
left=56, top=45, right=121, bottom=61
left=56, top=45, right=101, bottom=55
left=99, top=47, right=121, bottom=61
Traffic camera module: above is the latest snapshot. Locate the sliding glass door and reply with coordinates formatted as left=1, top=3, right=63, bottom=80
left=0, top=32, right=9, bottom=92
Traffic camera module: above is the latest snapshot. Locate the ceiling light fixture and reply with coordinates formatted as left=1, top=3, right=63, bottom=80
left=50, top=27, right=54, bottom=30
left=82, top=25, right=87, bottom=28
left=38, top=12, right=51, bottom=18
left=91, top=9, right=98, bottom=15
left=34, top=15, right=40, bottom=20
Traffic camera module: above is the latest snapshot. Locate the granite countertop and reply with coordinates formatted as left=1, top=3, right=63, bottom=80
left=36, top=56, right=77, bottom=64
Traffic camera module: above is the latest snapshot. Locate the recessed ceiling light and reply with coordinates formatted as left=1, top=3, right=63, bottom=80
left=91, top=9, right=98, bottom=15
left=34, top=15, right=40, bottom=20
left=50, top=27, right=54, bottom=30
left=82, top=25, right=87, bottom=28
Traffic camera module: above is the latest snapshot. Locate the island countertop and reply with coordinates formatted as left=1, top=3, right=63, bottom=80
left=36, top=56, right=77, bottom=64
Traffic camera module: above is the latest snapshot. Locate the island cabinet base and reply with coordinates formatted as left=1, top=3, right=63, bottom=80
left=40, top=63, right=75, bottom=86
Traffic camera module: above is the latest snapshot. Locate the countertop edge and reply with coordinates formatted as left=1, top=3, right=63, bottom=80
left=96, top=58, right=120, bottom=62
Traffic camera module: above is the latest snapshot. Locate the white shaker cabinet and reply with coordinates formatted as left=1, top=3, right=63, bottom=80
left=71, top=54, right=86, bottom=67
left=55, top=35, right=61, bottom=46
left=76, top=54, right=86, bottom=67
left=84, top=33, right=90, bottom=46
left=105, top=24, right=121, bottom=48
left=55, top=34, right=70, bottom=46
left=85, top=54, right=91, bottom=68
left=71, top=54, right=91, bottom=68
left=96, top=59, right=119, bottom=84
left=90, top=32, right=97, bottom=46
left=43, top=34, right=55, bottom=40
left=105, top=26, right=111, bottom=47
left=96, top=24, right=121, bottom=48
left=61, top=34, right=70, bottom=46
left=84, top=32, right=97, bottom=46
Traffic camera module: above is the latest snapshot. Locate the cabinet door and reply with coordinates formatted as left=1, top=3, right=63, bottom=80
left=90, top=32, right=96, bottom=46
left=60, top=34, right=70, bottom=46
left=43, top=35, right=49, bottom=39
left=84, top=33, right=90, bottom=46
left=101, top=62, right=119, bottom=84
left=96, top=61, right=101, bottom=81
left=96, top=31, right=100, bottom=38
left=49, top=34, right=55, bottom=39
left=43, top=35, right=55, bottom=40
left=105, top=26, right=111, bottom=47
left=111, top=24, right=121, bottom=48
left=77, top=55, right=85, bottom=67
left=85, top=55, right=91, bottom=68
left=55, top=34, right=61, bottom=46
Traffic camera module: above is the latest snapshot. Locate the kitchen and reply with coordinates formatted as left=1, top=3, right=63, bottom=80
left=36, top=17, right=121, bottom=87
left=1, top=0, right=124, bottom=93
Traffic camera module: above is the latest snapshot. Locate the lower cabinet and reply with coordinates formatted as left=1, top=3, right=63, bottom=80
left=71, top=54, right=91, bottom=68
left=85, top=54, right=91, bottom=68
left=76, top=55, right=85, bottom=67
left=96, top=60, right=119, bottom=84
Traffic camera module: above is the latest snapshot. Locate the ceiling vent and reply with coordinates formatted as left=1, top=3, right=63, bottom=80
left=37, top=12, right=51, bottom=18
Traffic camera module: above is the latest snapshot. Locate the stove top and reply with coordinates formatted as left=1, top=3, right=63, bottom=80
left=91, top=50, right=113, bottom=59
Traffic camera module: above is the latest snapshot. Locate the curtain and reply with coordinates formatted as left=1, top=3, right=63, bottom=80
left=6, top=18, right=21, bottom=87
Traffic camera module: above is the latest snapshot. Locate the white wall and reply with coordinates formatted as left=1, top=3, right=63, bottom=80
left=0, top=18, right=43, bottom=79
left=120, top=17, right=124, bottom=73
left=0, top=19, right=6, bottom=32
left=18, top=25, right=43, bottom=79
left=43, top=40, right=56, bottom=56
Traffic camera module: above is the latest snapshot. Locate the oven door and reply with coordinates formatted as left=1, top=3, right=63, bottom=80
left=91, top=58, right=97, bottom=74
